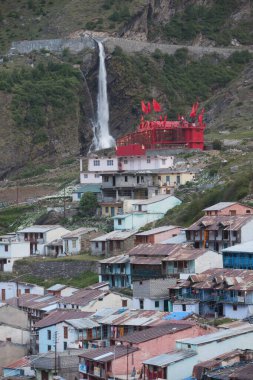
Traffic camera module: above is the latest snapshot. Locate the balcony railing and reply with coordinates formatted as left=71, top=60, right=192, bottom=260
left=179, top=293, right=247, bottom=304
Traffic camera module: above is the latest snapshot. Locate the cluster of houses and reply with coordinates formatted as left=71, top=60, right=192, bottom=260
left=0, top=198, right=253, bottom=379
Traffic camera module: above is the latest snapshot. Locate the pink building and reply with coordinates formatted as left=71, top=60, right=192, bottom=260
left=79, top=322, right=216, bottom=380
left=135, top=225, right=181, bottom=245
left=203, top=202, right=253, bottom=216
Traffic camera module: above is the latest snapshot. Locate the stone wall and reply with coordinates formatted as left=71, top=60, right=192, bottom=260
left=13, top=259, right=99, bottom=279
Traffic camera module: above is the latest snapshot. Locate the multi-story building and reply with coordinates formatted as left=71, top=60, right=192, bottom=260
left=185, top=215, right=253, bottom=253
left=17, top=225, right=69, bottom=256
left=62, top=228, right=102, bottom=255
left=99, top=255, right=131, bottom=288
left=203, top=202, right=253, bottom=216
left=90, top=230, right=137, bottom=256
left=0, top=234, right=30, bottom=272
left=0, top=281, right=44, bottom=302
left=168, top=268, right=253, bottom=319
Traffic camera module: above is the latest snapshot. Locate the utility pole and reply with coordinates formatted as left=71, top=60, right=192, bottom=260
left=127, top=344, right=129, bottom=380
left=63, top=185, right=66, bottom=219
left=54, top=331, right=58, bottom=376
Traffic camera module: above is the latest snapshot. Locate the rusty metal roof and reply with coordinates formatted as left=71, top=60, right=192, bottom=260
left=79, top=345, right=138, bottom=362
left=186, top=215, right=252, bottom=231
left=128, top=244, right=177, bottom=256
left=99, top=254, right=130, bottom=264
left=130, top=256, right=163, bottom=265
left=34, top=309, right=93, bottom=328
left=135, top=226, right=179, bottom=236
left=162, top=246, right=209, bottom=261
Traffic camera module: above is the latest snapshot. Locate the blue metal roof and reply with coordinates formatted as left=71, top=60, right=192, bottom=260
left=73, top=184, right=101, bottom=193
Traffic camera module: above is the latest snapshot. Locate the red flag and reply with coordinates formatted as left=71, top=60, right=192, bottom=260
left=141, top=101, right=148, bottom=114
left=189, top=102, right=199, bottom=118
left=198, top=108, right=205, bottom=124
left=152, top=99, right=161, bottom=112
left=147, top=102, right=151, bottom=113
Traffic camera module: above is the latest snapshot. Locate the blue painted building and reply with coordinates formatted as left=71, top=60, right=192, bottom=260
left=113, top=195, right=181, bottom=230
left=222, top=241, right=253, bottom=269
left=99, top=255, right=131, bottom=288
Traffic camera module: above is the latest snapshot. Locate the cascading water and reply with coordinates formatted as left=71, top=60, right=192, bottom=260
left=91, top=40, right=115, bottom=151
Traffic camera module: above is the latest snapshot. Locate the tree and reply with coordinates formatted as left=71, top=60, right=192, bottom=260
left=79, top=192, right=98, bottom=217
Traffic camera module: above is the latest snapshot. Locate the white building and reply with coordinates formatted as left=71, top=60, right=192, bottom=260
left=0, top=281, right=44, bottom=302
left=80, top=154, right=174, bottom=184
left=17, top=225, right=69, bottom=255
left=0, top=235, right=30, bottom=272
left=62, top=227, right=100, bottom=255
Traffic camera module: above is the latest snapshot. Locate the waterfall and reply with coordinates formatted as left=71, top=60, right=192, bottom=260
left=91, top=40, right=115, bottom=151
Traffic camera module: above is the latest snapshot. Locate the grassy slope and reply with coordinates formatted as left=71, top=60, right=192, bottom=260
left=0, top=0, right=146, bottom=52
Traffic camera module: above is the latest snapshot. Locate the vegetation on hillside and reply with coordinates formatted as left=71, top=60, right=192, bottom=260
left=110, top=47, right=252, bottom=119
left=149, top=0, right=253, bottom=46
left=0, top=62, right=81, bottom=145
left=157, top=168, right=253, bottom=227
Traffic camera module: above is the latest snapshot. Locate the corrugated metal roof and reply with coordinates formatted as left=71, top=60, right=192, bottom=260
left=130, top=256, right=162, bottom=265
left=73, top=184, right=101, bottom=193
left=203, top=202, right=236, bottom=211
left=18, top=225, right=62, bottom=233
left=186, top=215, right=253, bottom=232
left=47, top=284, right=66, bottom=291
left=135, top=225, right=179, bottom=236
left=128, top=244, right=177, bottom=257
left=143, top=350, right=196, bottom=367
left=99, top=255, right=130, bottom=264
left=91, top=230, right=137, bottom=242
left=222, top=241, right=253, bottom=253
left=4, top=356, right=34, bottom=369
left=177, top=326, right=253, bottom=346
left=160, top=232, right=186, bottom=244
left=117, top=324, right=191, bottom=344
left=7, top=294, right=61, bottom=311
left=34, top=310, right=92, bottom=328
left=66, top=318, right=100, bottom=329
left=79, top=345, right=138, bottom=362
left=62, top=227, right=97, bottom=239
left=131, top=194, right=173, bottom=205
left=60, top=289, right=106, bottom=306
left=162, top=247, right=210, bottom=261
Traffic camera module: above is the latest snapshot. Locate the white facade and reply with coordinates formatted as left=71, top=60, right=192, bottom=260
left=0, top=281, right=44, bottom=302
left=87, top=157, right=118, bottom=172
left=0, top=241, right=30, bottom=271
left=80, top=172, right=102, bottom=184
left=173, top=303, right=200, bottom=314
left=224, top=304, right=252, bottom=319
left=132, top=297, right=170, bottom=312
left=194, top=250, right=223, bottom=273
left=0, top=324, right=30, bottom=345
left=17, top=225, right=69, bottom=255
left=241, top=219, right=253, bottom=242
left=119, top=155, right=174, bottom=171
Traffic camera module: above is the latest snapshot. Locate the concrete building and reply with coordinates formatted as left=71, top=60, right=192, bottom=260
left=62, top=227, right=102, bottom=255
left=162, top=246, right=223, bottom=277
left=113, top=195, right=181, bottom=230
left=203, top=202, right=253, bottom=216
left=47, top=284, right=79, bottom=297
left=2, top=356, right=35, bottom=378
left=90, top=230, right=137, bottom=256
left=135, top=225, right=181, bottom=245
left=185, top=215, right=253, bottom=253
left=99, top=200, right=123, bottom=217
left=99, top=255, right=131, bottom=288
left=222, top=241, right=253, bottom=269
left=72, top=184, right=102, bottom=202
left=0, top=281, right=44, bottom=302
left=0, top=341, right=28, bottom=376
left=17, top=225, right=69, bottom=256
left=0, top=304, right=31, bottom=346
left=142, top=326, right=253, bottom=380
left=34, top=349, right=87, bottom=380
left=0, top=233, right=30, bottom=272
left=35, top=310, right=94, bottom=353
left=132, top=278, right=177, bottom=312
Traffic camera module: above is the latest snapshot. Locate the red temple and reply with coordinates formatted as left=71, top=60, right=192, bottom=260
left=116, top=101, right=205, bottom=156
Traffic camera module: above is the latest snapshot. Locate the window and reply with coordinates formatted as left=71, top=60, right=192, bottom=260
left=118, top=219, right=122, bottom=225
left=105, top=207, right=109, bottom=213
left=64, top=326, right=68, bottom=339
left=246, top=210, right=251, bottom=214
left=124, top=159, right=128, bottom=164
left=161, top=159, right=166, bottom=165
left=72, top=240, right=77, bottom=249
left=155, top=301, right=159, bottom=308
left=233, top=304, right=237, bottom=311
left=83, top=174, right=88, bottom=178
left=48, top=345, right=52, bottom=351
left=107, top=160, right=114, bottom=166
left=64, top=341, right=68, bottom=350
left=147, top=157, right=151, bottom=163
left=4, top=245, right=8, bottom=252
left=166, top=176, right=170, bottom=183
left=95, top=242, right=99, bottom=248
left=182, top=304, right=186, bottom=311
left=47, top=330, right=51, bottom=340
left=139, top=299, right=144, bottom=309
left=124, top=176, right=128, bottom=182
left=72, top=304, right=75, bottom=309
left=93, top=160, right=100, bottom=166
left=122, top=299, right=127, bottom=307
left=176, top=175, right=181, bottom=184
left=103, top=176, right=109, bottom=182
left=116, top=241, right=121, bottom=249
left=95, top=174, right=100, bottom=178
left=25, top=289, right=30, bottom=294
left=158, top=176, right=161, bottom=181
